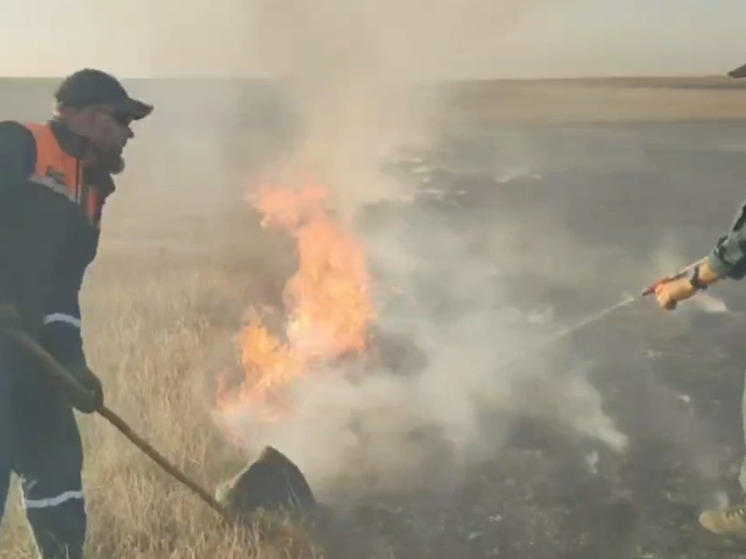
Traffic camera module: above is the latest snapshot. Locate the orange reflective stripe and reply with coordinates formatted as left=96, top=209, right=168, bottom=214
left=86, top=187, right=102, bottom=227
left=22, top=122, right=103, bottom=228
left=23, top=122, right=80, bottom=199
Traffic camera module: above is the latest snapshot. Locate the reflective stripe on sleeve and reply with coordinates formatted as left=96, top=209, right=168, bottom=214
left=23, top=490, right=84, bottom=509
left=43, top=313, right=81, bottom=328
left=29, top=174, right=76, bottom=202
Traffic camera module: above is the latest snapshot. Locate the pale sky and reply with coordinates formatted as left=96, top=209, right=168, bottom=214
left=1, top=0, right=745, bottom=79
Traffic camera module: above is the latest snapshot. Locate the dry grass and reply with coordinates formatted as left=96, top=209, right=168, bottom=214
left=0, top=207, right=326, bottom=558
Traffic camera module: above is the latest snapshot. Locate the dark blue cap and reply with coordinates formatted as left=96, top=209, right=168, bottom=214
left=54, top=68, right=153, bottom=120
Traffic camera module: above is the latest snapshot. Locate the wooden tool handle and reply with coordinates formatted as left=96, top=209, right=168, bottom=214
left=12, top=331, right=229, bottom=520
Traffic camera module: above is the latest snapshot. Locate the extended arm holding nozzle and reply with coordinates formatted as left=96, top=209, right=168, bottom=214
left=640, top=258, right=709, bottom=297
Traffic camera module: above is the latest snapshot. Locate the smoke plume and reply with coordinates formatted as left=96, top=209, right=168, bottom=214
left=202, top=2, right=639, bottom=501
left=244, top=0, right=545, bottom=214
left=223, top=194, right=633, bottom=498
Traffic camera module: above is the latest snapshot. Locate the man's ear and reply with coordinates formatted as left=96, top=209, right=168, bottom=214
left=82, top=108, right=99, bottom=129
left=59, top=107, right=94, bottom=136
left=75, top=108, right=101, bottom=138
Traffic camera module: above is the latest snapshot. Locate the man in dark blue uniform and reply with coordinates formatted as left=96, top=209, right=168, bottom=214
left=0, top=68, right=152, bottom=558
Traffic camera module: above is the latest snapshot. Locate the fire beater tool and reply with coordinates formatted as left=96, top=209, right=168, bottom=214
left=11, top=331, right=318, bottom=523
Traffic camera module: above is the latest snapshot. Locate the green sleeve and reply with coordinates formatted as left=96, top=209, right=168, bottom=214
left=708, top=201, right=746, bottom=279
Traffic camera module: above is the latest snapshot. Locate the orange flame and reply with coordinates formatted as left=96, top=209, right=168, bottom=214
left=217, top=178, right=375, bottom=423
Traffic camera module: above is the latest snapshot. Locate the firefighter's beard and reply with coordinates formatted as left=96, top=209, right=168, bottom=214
left=94, top=145, right=125, bottom=175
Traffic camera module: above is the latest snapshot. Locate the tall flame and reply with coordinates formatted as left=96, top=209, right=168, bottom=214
left=217, top=177, right=375, bottom=423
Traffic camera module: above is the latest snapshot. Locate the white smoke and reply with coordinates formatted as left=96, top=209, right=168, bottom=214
left=221, top=203, right=630, bottom=497
left=215, top=0, right=631, bottom=499
left=243, top=0, right=547, bottom=214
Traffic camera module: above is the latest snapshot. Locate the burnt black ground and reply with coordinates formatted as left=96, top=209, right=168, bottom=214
left=330, top=119, right=746, bottom=559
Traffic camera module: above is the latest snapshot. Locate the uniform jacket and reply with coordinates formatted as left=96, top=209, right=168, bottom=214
left=0, top=118, right=114, bottom=367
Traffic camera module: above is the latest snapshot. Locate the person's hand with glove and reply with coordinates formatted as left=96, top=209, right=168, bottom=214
left=39, top=310, right=104, bottom=414
left=65, top=360, right=104, bottom=414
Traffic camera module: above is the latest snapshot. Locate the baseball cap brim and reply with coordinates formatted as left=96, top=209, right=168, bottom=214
left=728, top=63, right=746, bottom=79
left=118, top=97, right=154, bottom=120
